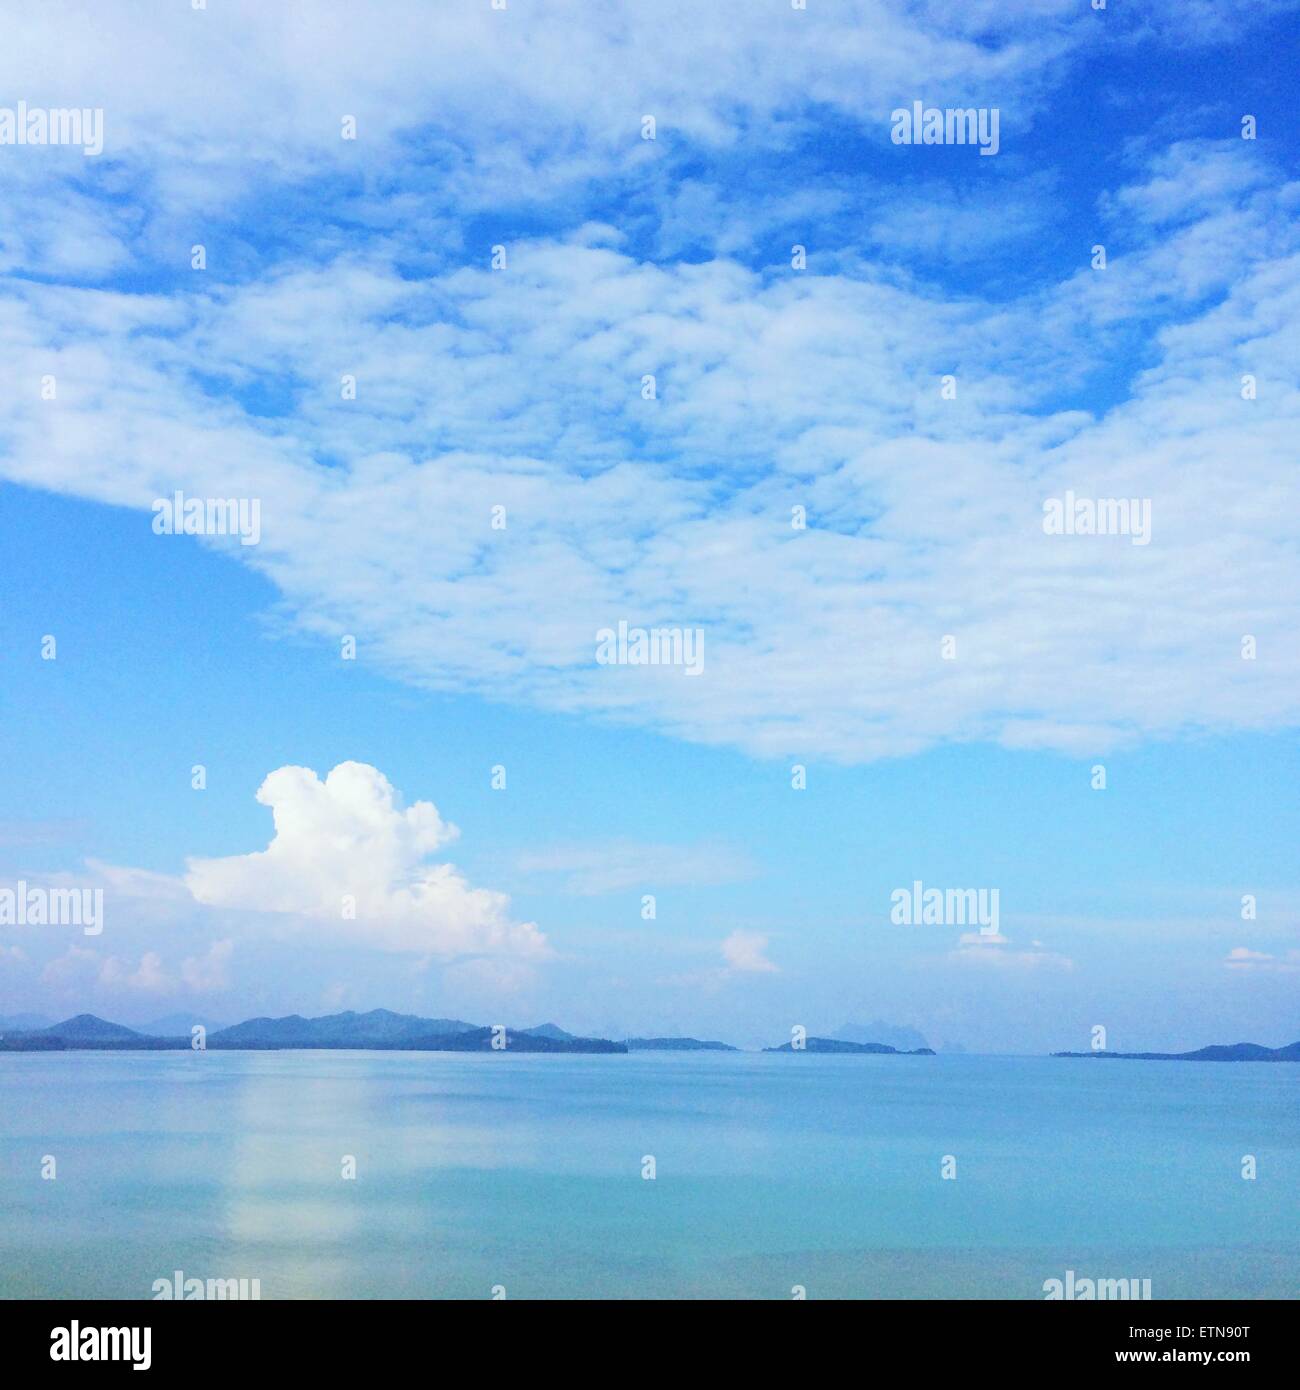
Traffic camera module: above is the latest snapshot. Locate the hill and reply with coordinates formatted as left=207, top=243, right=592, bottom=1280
left=44, top=1014, right=142, bottom=1041
left=209, top=1008, right=477, bottom=1048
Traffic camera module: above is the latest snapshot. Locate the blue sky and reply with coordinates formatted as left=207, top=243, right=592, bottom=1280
left=1, top=1, right=1297, bottom=1050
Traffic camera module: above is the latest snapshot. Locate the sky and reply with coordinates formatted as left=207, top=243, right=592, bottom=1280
left=1, top=0, right=1297, bottom=1052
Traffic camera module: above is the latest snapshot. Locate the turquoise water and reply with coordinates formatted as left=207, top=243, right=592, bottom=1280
left=0, top=1051, right=1295, bottom=1299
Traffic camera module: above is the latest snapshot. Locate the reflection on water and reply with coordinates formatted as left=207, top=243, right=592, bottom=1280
left=0, top=1051, right=1296, bottom=1298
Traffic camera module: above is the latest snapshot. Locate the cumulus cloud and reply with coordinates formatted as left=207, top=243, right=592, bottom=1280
left=99, top=951, right=171, bottom=993
left=185, top=762, right=548, bottom=959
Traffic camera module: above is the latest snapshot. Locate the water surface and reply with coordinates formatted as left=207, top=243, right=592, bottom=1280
left=1, top=1051, right=1294, bottom=1298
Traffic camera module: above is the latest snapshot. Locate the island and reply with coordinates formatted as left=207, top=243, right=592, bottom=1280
left=0, top=1010, right=627, bottom=1053
left=1054, top=1041, right=1300, bottom=1062
left=764, top=1037, right=935, bottom=1055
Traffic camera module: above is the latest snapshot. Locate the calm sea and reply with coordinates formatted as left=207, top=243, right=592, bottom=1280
left=1, top=1051, right=1295, bottom=1299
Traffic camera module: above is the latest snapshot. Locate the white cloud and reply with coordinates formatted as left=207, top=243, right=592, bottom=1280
left=6, top=189, right=1298, bottom=762
left=99, top=951, right=171, bottom=994
left=948, top=935, right=1073, bottom=970
left=0, top=1, right=1084, bottom=213
left=180, top=939, right=234, bottom=992
left=1226, top=946, right=1272, bottom=963
left=40, top=945, right=100, bottom=993
left=185, top=762, right=548, bottom=959
left=1224, top=946, right=1298, bottom=973
left=721, top=929, right=778, bottom=974
left=2, top=15, right=1298, bottom=773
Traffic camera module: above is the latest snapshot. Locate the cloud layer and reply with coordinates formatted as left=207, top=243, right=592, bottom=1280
left=4, top=137, right=1298, bottom=761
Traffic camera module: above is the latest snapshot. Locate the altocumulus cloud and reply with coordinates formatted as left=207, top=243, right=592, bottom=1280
left=6, top=168, right=1298, bottom=763
left=2, top=6, right=1298, bottom=764
left=185, top=762, right=548, bottom=959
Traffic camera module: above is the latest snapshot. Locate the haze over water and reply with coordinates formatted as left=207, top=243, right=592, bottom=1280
left=2, top=1051, right=1294, bottom=1299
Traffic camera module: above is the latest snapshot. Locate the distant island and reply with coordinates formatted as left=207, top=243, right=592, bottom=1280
left=1054, top=1041, right=1300, bottom=1063
left=764, top=1037, right=936, bottom=1055
left=0, top=1010, right=627, bottom=1054
left=5, top=1012, right=1288, bottom=1061
left=0, top=1010, right=935, bottom=1055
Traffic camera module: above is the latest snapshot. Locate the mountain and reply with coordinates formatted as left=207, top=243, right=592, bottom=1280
left=0, top=1015, right=173, bottom=1050
left=625, top=1037, right=738, bottom=1051
left=1054, top=1041, right=1300, bottom=1062
left=209, top=1009, right=477, bottom=1048
left=208, top=1014, right=322, bottom=1046
left=833, top=1020, right=931, bottom=1051
left=520, top=1023, right=578, bottom=1041
left=200, top=1011, right=622, bottom=1052
left=0, top=1008, right=627, bottom=1053
left=44, top=1014, right=142, bottom=1041
left=765, top=1036, right=935, bottom=1055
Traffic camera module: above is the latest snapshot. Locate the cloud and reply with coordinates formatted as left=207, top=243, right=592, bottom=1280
left=1224, top=946, right=1298, bottom=973
left=0, top=1, right=1086, bottom=218
left=185, top=762, right=548, bottom=959
left=40, top=945, right=100, bottom=992
left=948, top=935, right=1073, bottom=970
left=721, top=929, right=778, bottom=974
left=99, top=951, right=171, bottom=993
left=3, top=15, right=1299, bottom=774
left=45, top=941, right=233, bottom=997
left=3, top=141, right=1297, bottom=764
left=86, top=860, right=192, bottom=902
left=180, top=939, right=234, bottom=992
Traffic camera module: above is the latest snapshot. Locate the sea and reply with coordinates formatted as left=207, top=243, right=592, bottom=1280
left=1, top=1050, right=1295, bottom=1299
